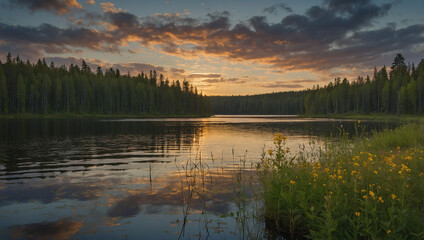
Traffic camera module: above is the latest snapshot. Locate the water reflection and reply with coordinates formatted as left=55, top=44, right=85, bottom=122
left=9, top=218, right=83, bottom=240
left=0, top=117, right=399, bottom=239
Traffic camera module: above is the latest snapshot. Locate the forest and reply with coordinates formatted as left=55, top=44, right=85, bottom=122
left=0, top=53, right=211, bottom=116
left=1, top=53, right=422, bottom=117
left=212, top=54, right=424, bottom=115
left=210, top=91, right=307, bottom=115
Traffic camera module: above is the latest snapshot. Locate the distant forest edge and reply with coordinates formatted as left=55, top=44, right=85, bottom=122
left=1, top=53, right=423, bottom=117
left=211, top=54, right=424, bottom=115
left=0, top=53, right=211, bottom=116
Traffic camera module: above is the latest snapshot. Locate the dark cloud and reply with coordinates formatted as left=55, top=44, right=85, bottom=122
left=0, top=22, right=119, bottom=56
left=2, top=0, right=423, bottom=73
left=188, top=73, right=222, bottom=78
left=289, top=79, right=318, bottom=83
left=261, top=82, right=304, bottom=88
left=91, top=0, right=405, bottom=71
left=9, top=0, right=82, bottom=15
left=169, top=68, right=185, bottom=74
left=202, top=77, right=248, bottom=84
left=108, top=11, right=139, bottom=29
left=263, top=3, right=293, bottom=14
left=9, top=218, right=83, bottom=240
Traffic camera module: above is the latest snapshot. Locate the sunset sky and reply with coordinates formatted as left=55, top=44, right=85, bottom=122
left=0, top=0, right=423, bottom=95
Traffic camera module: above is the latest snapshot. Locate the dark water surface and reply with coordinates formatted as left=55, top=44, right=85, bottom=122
left=0, top=116, right=398, bottom=239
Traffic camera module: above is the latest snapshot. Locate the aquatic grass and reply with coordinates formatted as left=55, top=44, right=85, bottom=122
left=231, top=152, right=265, bottom=240
left=258, top=123, right=424, bottom=239
left=175, top=147, right=266, bottom=239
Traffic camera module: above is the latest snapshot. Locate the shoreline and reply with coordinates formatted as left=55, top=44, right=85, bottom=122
left=300, top=113, right=423, bottom=121
left=0, top=113, right=213, bottom=119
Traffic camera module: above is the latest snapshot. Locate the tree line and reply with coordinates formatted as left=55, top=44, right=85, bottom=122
left=304, top=54, right=424, bottom=115
left=210, top=91, right=307, bottom=115
left=0, top=53, right=211, bottom=116
left=211, top=54, right=424, bottom=115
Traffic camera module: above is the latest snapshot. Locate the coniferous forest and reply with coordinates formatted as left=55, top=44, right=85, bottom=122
left=0, top=53, right=211, bottom=116
left=210, top=91, right=308, bottom=115
left=1, top=53, right=423, bottom=117
left=211, top=54, right=424, bottom=115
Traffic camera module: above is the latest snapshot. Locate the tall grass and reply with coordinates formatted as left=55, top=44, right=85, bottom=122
left=258, top=122, right=424, bottom=239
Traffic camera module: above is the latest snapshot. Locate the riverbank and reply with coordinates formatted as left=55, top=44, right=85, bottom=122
left=258, top=122, right=424, bottom=239
left=0, top=112, right=212, bottom=119
left=301, top=113, right=423, bottom=122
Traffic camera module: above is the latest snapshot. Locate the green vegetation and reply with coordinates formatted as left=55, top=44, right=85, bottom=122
left=210, top=91, right=307, bottom=115
left=301, top=113, right=423, bottom=122
left=258, top=123, right=424, bottom=239
left=211, top=54, right=424, bottom=116
left=0, top=53, right=211, bottom=117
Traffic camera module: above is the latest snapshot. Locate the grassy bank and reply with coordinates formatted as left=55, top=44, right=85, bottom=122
left=0, top=112, right=212, bottom=119
left=302, top=113, right=423, bottom=122
left=258, top=122, right=424, bottom=239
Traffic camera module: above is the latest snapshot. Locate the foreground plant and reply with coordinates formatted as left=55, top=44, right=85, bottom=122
left=258, top=123, right=424, bottom=239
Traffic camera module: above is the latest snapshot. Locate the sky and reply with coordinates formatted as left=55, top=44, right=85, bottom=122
left=0, top=0, right=423, bottom=95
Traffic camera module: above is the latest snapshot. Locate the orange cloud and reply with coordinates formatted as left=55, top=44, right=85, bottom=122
left=11, top=0, right=82, bottom=15
left=100, top=2, right=124, bottom=13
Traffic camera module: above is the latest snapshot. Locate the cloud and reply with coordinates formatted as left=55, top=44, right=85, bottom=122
left=100, top=2, right=123, bottom=13
left=0, top=22, right=120, bottom=55
left=2, top=0, right=424, bottom=74
left=288, top=79, right=318, bottom=83
left=9, top=0, right=82, bottom=15
left=202, top=76, right=251, bottom=84
left=9, top=218, right=83, bottom=240
left=90, top=1, right=413, bottom=72
left=261, top=82, right=304, bottom=88
left=188, top=73, right=222, bottom=78
left=85, top=0, right=94, bottom=5
left=263, top=3, right=293, bottom=14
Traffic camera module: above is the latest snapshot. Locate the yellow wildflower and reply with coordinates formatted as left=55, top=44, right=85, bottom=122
left=289, top=180, right=296, bottom=185
left=267, top=149, right=273, bottom=155
left=378, top=196, right=384, bottom=203
left=373, top=170, right=378, bottom=174
left=355, top=212, right=360, bottom=217
left=363, top=195, right=368, bottom=199
left=387, top=230, right=391, bottom=234
left=391, top=194, right=396, bottom=200
left=369, top=191, right=375, bottom=198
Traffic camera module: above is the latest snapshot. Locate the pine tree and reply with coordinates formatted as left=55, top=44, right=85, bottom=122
left=16, top=74, right=26, bottom=112
left=0, top=66, right=8, bottom=113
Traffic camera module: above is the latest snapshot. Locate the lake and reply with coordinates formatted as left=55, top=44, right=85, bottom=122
left=0, top=116, right=397, bottom=239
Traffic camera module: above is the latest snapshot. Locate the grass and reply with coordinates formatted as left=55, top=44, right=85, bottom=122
left=258, top=122, right=424, bottom=239
left=301, top=112, right=423, bottom=122
left=0, top=112, right=211, bottom=119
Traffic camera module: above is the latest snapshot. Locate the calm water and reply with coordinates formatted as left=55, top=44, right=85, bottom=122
left=0, top=116, right=397, bottom=239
